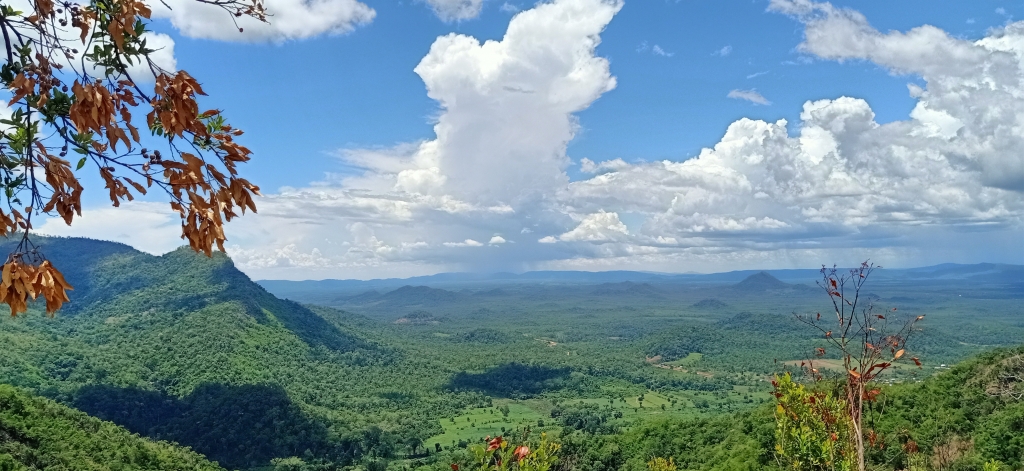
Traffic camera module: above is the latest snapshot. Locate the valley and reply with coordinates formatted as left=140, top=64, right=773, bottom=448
left=0, top=237, right=1020, bottom=470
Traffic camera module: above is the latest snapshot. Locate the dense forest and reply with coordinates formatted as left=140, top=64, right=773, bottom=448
left=0, top=237, right=1020, bottom=470
left=0, top=384, right=224, bottom=470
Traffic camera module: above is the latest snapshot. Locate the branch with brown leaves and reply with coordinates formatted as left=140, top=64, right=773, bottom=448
left=0, top=0, right=267, bottom=315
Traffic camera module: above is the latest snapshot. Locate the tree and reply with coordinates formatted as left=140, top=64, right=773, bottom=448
left=790, top=262, right=924, bottom=471
left=407, top=436, right=423, bottom=457
left=0, top=0, right=265, bottom=315
left=772, top=373, right=854, bottom=471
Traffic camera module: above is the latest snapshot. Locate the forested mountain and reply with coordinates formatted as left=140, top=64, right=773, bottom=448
left=0, top=237, right=484, bottom=469
left=0, top=384, right=224, bottom=470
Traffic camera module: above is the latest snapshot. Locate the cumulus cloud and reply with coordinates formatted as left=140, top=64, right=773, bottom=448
left=713, top=45, right=733, bottom=56
left=579, top=157, right=629, bottom=174
left=770, top=0, right=1024, bottom=190
left=151, top=0, right=375, bottom=41
left=549, top=211, right=628, bottom=242
left=45, top=0, right=1024, bottom=278
left=489, top=235, right=508, bottom=244
left=727, top=89, right=771, bottom=105
left=425, top=0, right=485, bottom=21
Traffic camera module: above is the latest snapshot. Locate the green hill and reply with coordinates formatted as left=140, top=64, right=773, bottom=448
left=0, top=237, right=480, bottom=469
left=0, top=383, right=224, bottom=470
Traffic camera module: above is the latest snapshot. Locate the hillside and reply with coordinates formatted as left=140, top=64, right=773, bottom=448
left=0, top=384, right=224, bottom=470
left=0, top=237, right=479, bottom=469
left=557, top=345, right=1024, bottom=471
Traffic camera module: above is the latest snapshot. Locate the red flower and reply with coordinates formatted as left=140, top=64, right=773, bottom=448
left=514, top=446, right=530, bottom=462
left=487, top=436, right=504, bottom=452
left=451, top=465, right=459, bottom=471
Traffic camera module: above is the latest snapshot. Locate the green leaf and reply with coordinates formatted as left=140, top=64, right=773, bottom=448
left=76, top=157, right=86, bottom=170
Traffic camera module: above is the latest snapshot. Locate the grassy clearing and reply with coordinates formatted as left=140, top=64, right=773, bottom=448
left=664, top=352, right=703, bottom=367
left=427, top=399, right=553, bottom=447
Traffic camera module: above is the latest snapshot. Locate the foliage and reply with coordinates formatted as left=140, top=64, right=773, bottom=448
left=550, top=402, right=617, bottom=435
left=0, top=0, right=264, bottom=315
left=793, top=262, right=923, bottom=471
left=0, top=383, right=223, bottom=469
left=866, top=345, right=1024, bottom=470
left=462, top=434, right=560, bottom=471
left=646, top=457, right=676, bottom=471
left=772, top=373, right=854, bottom=471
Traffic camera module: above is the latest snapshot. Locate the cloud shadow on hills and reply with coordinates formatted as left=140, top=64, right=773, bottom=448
left=447, top=363, right=573, bottom=398
left=72, top=383, right=338, bottom=469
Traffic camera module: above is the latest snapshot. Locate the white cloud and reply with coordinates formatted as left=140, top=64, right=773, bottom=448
left=652, top=45, right=674, bottom=57
left=770, top=0, right=1024, bottom=190
left=713, top=45, right=733, bottom=56
left=580, top=157, right=629, bottom=174
left=3, top=0, right=177, bottom=80
left=746, top=70, right=769, bottom=79
left=42, top=0, right=1024, bottom=278
left=489, top=235, right=507, bottom=244
left=444, top=239, right=484, bottom=247
left=425, top=0, right=485, bottom=21
left=36, top=202, right=182, bottom=255
left=500, top=2, right=521, bottom=13
left=727, top=89, right=771, bottom=105
left=637, top=42, right=674, bottom=57
left=151, top=0, right=375, bottom=41
left=551, top=211, right=628, bottom=242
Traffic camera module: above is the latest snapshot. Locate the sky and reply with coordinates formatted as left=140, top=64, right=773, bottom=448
left=36, top=0, right=1024, bottom=280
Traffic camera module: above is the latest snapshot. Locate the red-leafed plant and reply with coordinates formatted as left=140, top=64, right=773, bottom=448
left=789, top=261, right=925, bottom=471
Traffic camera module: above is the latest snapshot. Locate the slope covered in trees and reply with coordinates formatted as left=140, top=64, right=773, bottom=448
left=544, top=345, right=1024, bottom=471
left=0, top=383, right=224, bottom=470
left=0, top=237, right=484, bottom=469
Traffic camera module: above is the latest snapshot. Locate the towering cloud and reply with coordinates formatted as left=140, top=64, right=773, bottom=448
left=45, top=0, right=1024, bottom=278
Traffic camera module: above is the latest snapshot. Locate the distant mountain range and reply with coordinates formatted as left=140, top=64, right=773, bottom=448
left=258, top=263, right=1024, bottom=299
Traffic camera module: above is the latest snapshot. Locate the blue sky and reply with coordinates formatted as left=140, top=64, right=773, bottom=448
left=162, top=0, right=1018, bottom=189
left=42, top=0, right=1024, bottom=279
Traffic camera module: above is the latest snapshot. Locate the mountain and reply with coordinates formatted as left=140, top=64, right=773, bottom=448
left=732, top=272, right=792, bottom=291
left=0, top=236, right=463, bottom=469
left=378, top=285, right=461, bottom=306
left=259, top=263, right=1024, bottom=301
left=0, top=383, right=223, bottom=470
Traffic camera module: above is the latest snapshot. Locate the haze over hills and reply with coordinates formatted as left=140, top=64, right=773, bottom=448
left=258, top=263, right=1024, bottom=299
left=0, top=237, right=1021, bottom=470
